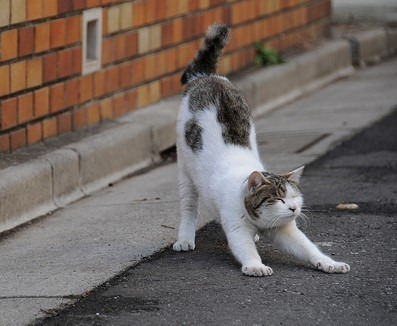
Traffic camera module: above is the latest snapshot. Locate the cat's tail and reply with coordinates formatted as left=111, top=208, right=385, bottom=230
left=181, top=24, right=230, bottom=85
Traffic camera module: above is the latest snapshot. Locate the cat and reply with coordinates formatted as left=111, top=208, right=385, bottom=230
left=173, top=24, right=350, bottom=277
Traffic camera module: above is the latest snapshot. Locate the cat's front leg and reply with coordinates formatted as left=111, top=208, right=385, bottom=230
left=223, top=220, right=272, bottom=277
left=271, top=221, right=350, bottom=274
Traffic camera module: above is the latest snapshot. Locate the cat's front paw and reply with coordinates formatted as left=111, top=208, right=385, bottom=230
left=315, top=260, right=350, bottom=274
left=242, top=262, right=273, bottom=277
left=173, top=240, right=195, bottom=251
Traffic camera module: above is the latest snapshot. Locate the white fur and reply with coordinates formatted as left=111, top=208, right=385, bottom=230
left=173, top=77, right=350, bottom=276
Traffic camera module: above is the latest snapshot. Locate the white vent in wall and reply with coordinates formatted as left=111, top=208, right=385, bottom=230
left=82, top=8, right=102, bottom=75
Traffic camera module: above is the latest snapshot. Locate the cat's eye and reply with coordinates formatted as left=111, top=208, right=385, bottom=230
left=278, top=198, right=285, bottom=204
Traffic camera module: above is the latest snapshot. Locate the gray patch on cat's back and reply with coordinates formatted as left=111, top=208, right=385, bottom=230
left=185, top=118, right=203, bottom=153
left=186, top=76, right=252, bottom=148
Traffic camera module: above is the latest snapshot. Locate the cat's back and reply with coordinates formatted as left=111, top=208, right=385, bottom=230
left=178, top=75, right=254, bottom=153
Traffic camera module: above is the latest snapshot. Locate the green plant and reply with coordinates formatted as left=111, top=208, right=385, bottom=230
left=254, top=43, right=284, bottom=66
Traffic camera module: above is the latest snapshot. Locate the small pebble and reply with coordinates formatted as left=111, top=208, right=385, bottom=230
left=336, top=203, right=359, bottom=210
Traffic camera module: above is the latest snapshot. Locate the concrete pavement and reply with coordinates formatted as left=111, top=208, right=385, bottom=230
left=1, top=55, right=397, bottom=325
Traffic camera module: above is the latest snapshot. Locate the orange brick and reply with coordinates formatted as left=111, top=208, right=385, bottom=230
left=133, top=1, right=146, bottom=27
left=0, top=133, right=10, bottom=152
left=50, top=19, right=66, bottom=49
left=172, top=18, right=184, bottom=44
left=106, top=67, right=119, bottom=93
left=87, top=0, right=101, bottom=8
left=27, top=58, right=42, bottom=88
left=79, top=75, right=93, bottom=103
left=114, top=35, right=126, bottom=61
left=137, top=84, right=149, bottom=108
left=0, top=0, right=10, bottom=28
left=0, top=65, right=10, bottom=97
left=145, top=0, right=157, bottom=24
left=57, top=49, right=73, bottom=78
left=93, top=71, right=106, bottom=97
left=1, top=29, right=18, bottom=61
left=50, top=83, right=64, bottom=113
left=64, top=79, right=79, bottom=108
left=43, top=53, right=57, bottom=83
left=11, top=0, right=26, bottom=24
left=42, top=0, right=58, bottom=18
left=18, top=92, right=34, bottom=124
left=42, top=117, right=57, bottom=139
left=100, top=98, right=113, bottom=120
left=27, top=0, right=42, bottom=21
left=1, top=98, right=17, bottom=130
left=161, top=77, right=172, bottom=98
left=73, top=0, right=86, bottom=10
left=132, top=60, right=144, bottom=85
left=34, top=87, right=49, bottom=118
left=72, top=108, right=87, bottom=130
left=144, top=55, right=156, bottom=80
left=57, top=112, right=72, bottom=133
left=27, top=122, right=42, bottom=145
left=66, top=16, right=81, bottom=45
left=166, top=48, right=177, bottom=73
left=86, top=103, right=100, bottom=125
left=10, top=128, right=26, bottom=151
left=10, top=61, right=26, bottom=93
left=167, top=0, right=178, bottom=18
left=155, top=0, right=167, bottom=21
left=35, top=22, right=50, bottom=53
left=126, top=88, right=137, bottom=112
left=102, top=38, right=113, bottom=65
left=112, top=93, right=126, bottom=117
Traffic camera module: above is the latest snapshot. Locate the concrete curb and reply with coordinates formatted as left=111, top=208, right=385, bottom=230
left=0, top=27, right=394, bottom=233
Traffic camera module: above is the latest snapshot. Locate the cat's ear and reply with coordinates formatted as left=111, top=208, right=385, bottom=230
left=283, top=166, right=304, bottom=184
left=248, top=171, right=271, bottom=194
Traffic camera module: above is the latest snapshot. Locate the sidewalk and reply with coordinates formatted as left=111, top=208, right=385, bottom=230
left=1, top=55, right=397, bottom=325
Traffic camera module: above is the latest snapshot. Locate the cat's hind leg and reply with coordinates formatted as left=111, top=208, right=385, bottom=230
left=173, top=167, right=198, bottom=252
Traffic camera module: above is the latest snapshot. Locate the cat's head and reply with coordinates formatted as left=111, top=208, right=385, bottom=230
left=244, top=167, right=304, bottom=229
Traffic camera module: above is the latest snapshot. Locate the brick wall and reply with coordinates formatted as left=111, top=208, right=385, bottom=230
left=0, top=0, right=331, bottom=153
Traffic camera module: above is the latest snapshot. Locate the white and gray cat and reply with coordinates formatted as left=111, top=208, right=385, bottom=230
left=173, top=24, right=350, bottom=277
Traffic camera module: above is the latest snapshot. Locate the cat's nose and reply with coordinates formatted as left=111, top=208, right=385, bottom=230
left=289, top=206, right=296, bottom=212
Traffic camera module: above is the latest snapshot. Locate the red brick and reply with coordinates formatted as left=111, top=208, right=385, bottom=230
left=119, top=63, right=132, bottom=88
left=162, top=22, right=173, bottom=47
left=50, top=83, right=64, bottom=113
left=66, top=15, right=81, bottom=45
left=64, top=79, right=79, bottom=108
left=19, top=26, right=35, bottom=57
left=126, top=89, right=137, bottom=112
left=155, top=0, right=167, bottom=21
left=10, top=128, right=26, bottom=151
left=87, top=0, right=100, bottom=8
left=86, top=103, right=100, bottom=125
left=79, top=75, right=93, bottom=103
left=34, top=87, right=50, bottom=118
left=57, top=0, right=72, bottom=14
left=132, top=60, right=144, bottom=85
left=125, top=32, right=138, bottom=57
left=114, top=35, right=126, bottom=61
left=0, top=65, right=10, bottom=97
left=43, top=0, right=58, bottom=17
left=43, top=53, right=57, bottom=83
left=72, top=108, right=87, bottom=130
left=1, top=98, right=17, bottom=130
left=93, top=71, right=106, bottom=97
left=102, top=38, right=113, bottom=65
left=72, top=47, right=82, bottom=74
left=57, top=112, right=72, bottom=133
left=1, top=29, right=18, bottom=61
left=106, top=67, right=119, bottom=93
left=18, top=92, right=34, bottom=124
left=57, top=49, right=73, bottom=78
left=0, top=134, right=10, bottom=152
left=27, top=0, right=42, bottom=21
left=73, top=0, right=86, bottom=10
left=10, top=61, right=26, bottom=93
left=144, top=0, right=157, bottom=24
left=50, top=19, right=66, bottom=49
left=35, top=22, right=50, bottom=53
left=133, top=1, right=146, bottom=27
left=27, top=122, right=42, bottom=144
left=42, top=117, right=57, bottom=139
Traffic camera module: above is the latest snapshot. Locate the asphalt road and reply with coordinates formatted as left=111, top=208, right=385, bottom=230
left=37, top=108, right=397, bottom=326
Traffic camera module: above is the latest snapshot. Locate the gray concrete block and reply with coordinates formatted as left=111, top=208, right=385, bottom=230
left=386, top=27, right=397, bottom=56
left=67, top=124, right=153, bottom=194
left=43, top=149, right=84, bottom=207
left=352, top=28, right=388, bottom=66
left=0, top=160, right=56, bottom=233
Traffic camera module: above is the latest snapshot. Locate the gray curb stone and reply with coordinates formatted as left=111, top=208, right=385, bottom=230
left=0, top=28, right=394, bottom=233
